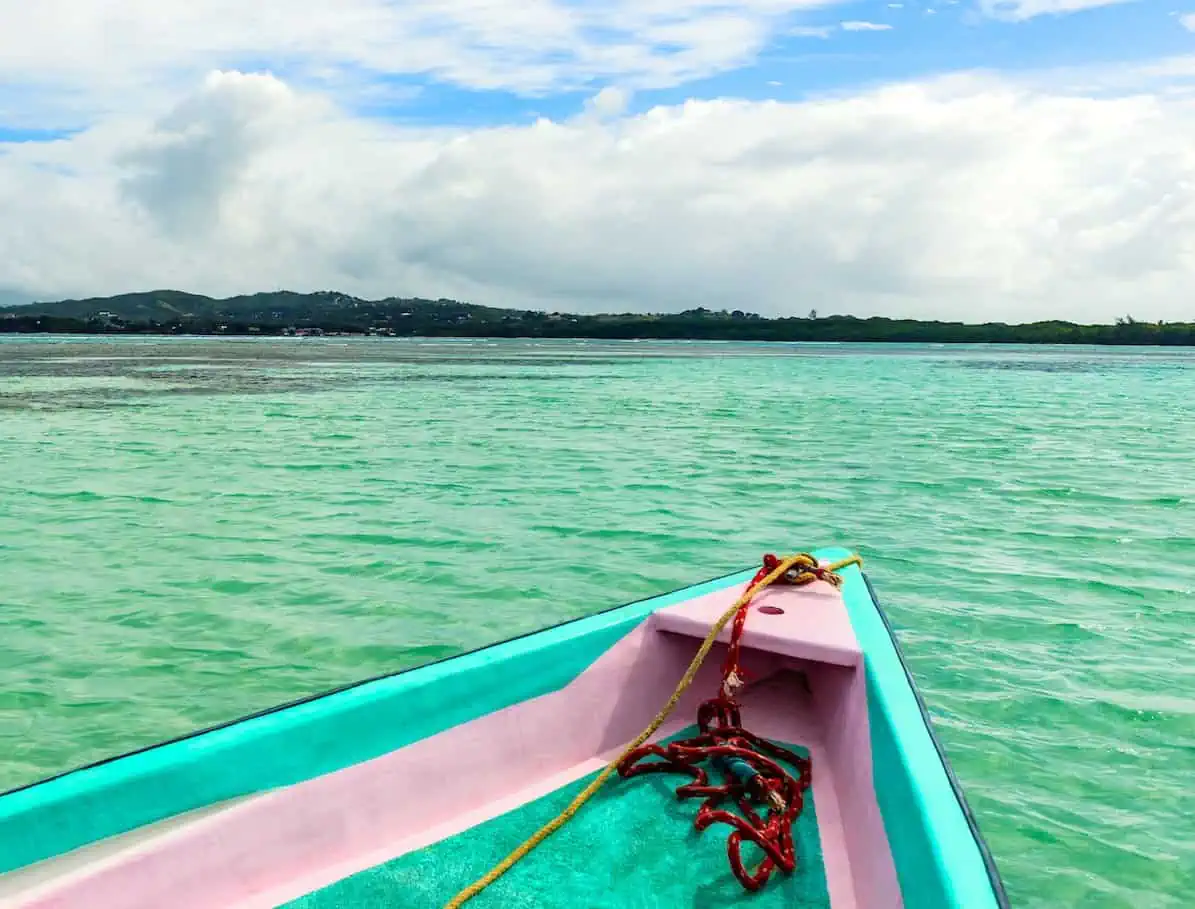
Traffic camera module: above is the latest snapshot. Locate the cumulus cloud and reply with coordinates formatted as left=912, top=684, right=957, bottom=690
left=4, top=69, right=1195, bottom=324
left=119, top=72, right=315, bottom=237
left=581, top=86, right=633, bottom=121
left=1180, top=12, right=1195, bottom=30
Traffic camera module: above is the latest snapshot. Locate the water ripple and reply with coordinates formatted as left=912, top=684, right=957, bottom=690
left=0, top=337, right=1193, bottom=907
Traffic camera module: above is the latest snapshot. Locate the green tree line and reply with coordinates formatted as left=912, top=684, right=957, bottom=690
left=1, top=294, right=1192, bottom=345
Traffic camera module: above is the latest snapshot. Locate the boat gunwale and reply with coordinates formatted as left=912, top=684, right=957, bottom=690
left=863, top=573, right=1011, bottom=909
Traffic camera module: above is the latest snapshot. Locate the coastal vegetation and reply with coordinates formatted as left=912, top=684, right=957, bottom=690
left=1, top=290, right=1191, bottom=345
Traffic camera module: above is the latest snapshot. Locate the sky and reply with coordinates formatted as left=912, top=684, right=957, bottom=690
left=1, top=1, right=1194, bottom=323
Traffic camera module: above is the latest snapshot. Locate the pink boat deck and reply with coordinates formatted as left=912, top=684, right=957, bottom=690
left=1, top=576, right=901, bottom=909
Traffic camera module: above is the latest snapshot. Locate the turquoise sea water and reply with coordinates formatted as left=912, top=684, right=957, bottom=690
left=0, top=336, right=1192, bottom=907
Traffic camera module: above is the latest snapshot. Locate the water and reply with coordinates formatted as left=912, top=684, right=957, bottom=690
left=1, top=336, right=1193, bottom=907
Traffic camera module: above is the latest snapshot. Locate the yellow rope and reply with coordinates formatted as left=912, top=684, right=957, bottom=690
left=443, top=551, right=863, bottom=909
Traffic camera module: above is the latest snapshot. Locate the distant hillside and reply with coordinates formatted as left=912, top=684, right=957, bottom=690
left=2, top=290, right=1193, bottom=345
left=12, top=289, right=502, bottom=327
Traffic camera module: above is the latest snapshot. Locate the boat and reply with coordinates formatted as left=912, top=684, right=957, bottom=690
left=0, top=548, right=1009, bottom=908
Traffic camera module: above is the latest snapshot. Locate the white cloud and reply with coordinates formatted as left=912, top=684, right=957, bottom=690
left=580, top=86, right=633, bottom=121
left=1180, top=11, right=1195, bottom=29
left=977, top=0, right=1134, bottom=22
left=1009, top=53, right=1195, bottom=98
left=841, top=20, right=895, bottom=30
left=4, top=69, right=1195, bottom=324
left=118, top=72, right=317, bottom=238
left=0, top=0, right=843, bottom=128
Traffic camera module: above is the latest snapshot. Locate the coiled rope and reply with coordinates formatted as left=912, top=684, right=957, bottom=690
left=444, top=550, right=862, bottom=909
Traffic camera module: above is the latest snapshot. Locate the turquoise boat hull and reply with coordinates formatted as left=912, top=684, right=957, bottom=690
left=0, top=548, right=1009, bottom=908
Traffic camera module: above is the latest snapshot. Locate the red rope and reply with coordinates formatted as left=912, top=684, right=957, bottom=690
left=615, top=554, right=814, bottom=892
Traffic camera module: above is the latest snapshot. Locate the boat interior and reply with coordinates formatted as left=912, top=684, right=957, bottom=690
left=1, top=579, right=901, bottom=909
